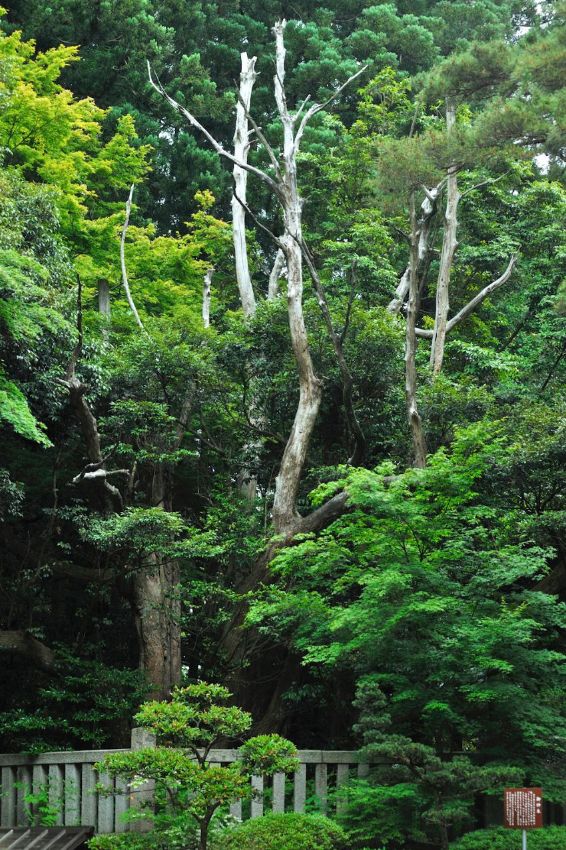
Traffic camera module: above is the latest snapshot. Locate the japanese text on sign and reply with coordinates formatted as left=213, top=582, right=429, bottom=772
left=504, top=788, right=543, bottom=828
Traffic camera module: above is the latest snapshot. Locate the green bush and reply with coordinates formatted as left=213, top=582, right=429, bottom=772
left=216, top=813, right=347, bottom=850
left=451, top=826, right=566, bottom=850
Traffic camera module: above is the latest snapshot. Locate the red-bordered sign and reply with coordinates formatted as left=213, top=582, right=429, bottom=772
left=504, top=788, right=543, bottom=828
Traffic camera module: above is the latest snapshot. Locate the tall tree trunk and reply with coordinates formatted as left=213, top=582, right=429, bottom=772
left=430, top=99, right=460, bottom=374
left=405, top=192, right=428, bottom=469
left=231, top=53, right=257, bottom=319
left=202, top=267, right=213, bottom=329
left=271, top=20, right=322, bottom=534
left=133, top=463, right=181, bottom=700
left=268, top=248, right=286, bottom=300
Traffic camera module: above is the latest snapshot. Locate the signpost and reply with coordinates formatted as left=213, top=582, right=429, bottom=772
left=504, top=788, right=543, bottom=850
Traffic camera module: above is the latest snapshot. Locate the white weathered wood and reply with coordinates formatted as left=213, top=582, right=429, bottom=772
left=405, top=191, right=428, bottom=468
left=30, top=766, right=47, bottom=826
left=0, top=750, right=128, bottom=767
left=250, top=775, right=263, bottom=818
left=1, top=767, right=16, bottom=827
left=315, top=763, right=328, bottom=814
left=272, top=772, right=286, bottom=813
left=48, top=764, right=64, bottom=826
left=268, top=249, right=286, bottom=300
left=293, top=764, right=306, bottom=813
left=231, top=52, right=258, bottom=319
left=202, top=267, right=213, bottom=329
left=64, top=764, right=80, bottom=826
left=16, top=766, right=31, bottom=825
left=80, top=764, right=97, bottom=828
left=335, top=763, right=350, bottom=815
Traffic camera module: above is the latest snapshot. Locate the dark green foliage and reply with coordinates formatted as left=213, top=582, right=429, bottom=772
left=452, top=827, right=566, bottom=850
left=217, top=813, right=347, bottom=850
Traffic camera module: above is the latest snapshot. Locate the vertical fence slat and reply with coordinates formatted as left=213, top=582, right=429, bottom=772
left=48, top=764, right=64, bottom=826
left=229, top=799, right=242, bottom=821
left=1, top=766, right=16, bottom=827
left=16, top=766, right=31, bottom=825
left=97, top=771, right=114, bottom=834
left=250, top=775, right=263, bottom=818
left=31, top=765, right=47, bottom=827
left=272, top=773, right=285, bottom=813
left=81, top=763, right=97, bottom=828
left=114, top=778, right=129, bottom=833
left=357, top=762, right=369, bottom=779
left=315, top=764, right=328, bottom=814
left=335, top=763, right=350, bottom=815
left=129, top=727, right=155, bottom=833
left=64, top=763, right=80, bottom=826
left=293, top=764, right=306, bottom=813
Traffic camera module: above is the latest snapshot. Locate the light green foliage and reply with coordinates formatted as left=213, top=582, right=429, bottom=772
left=249, top=425, right=566, bottom=843
left=452, top=827, right=566, bottom=850
left=216, top=813, right=347, bottom=850
left=96, top=684, right=298, bottom=850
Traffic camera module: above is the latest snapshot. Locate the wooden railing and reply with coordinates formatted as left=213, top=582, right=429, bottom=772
left=0, top=733, right=369, bottom=834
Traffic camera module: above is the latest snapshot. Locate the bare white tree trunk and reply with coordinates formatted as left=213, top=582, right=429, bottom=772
left=120, top=184, right=145, bottom=332
left=430, top=100, right=460, bottom=374
left=202, top=267, right=213, bottom=328
left=405, top=191, right=428, bottom=469
left=231, top=53, right=258, bottom=319
left=268, top=248, right=286, bottom=300
left=270, top=20, right=323, bottom=533
left=387, top=182, right=443, bottom=314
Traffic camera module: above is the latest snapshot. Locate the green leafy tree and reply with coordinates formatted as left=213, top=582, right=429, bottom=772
left=95, top=683, right=299, bottom=850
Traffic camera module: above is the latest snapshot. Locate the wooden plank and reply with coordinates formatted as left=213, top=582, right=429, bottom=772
left=357, top=762, right=370, bottom=778
left=16, top=766, right=32, bottom=825
left=335, top=764, right=350, bottom=815
left=293, top=764, right=306, bottom=814
left=48, top=765, right=64, bottom=826
left=63, top=765, right=80, bottom=826
left=229, top=799, right=242, bottom=821
left=250, top=775, right=263, bottom=819
left=315, top=764, right=328, bottom=814
left=30, top=766, right=48, bottom=828
left=80, top=764, right=97, bottom=828
left=114, top=778, right=129, bottom=833
left=272, top=773, right=285, bottom=813
left=1, top=767, right=16, bottom=827
left=96, top=771, right=114, bottom=834
left=0, top=750, right=128, bottom=768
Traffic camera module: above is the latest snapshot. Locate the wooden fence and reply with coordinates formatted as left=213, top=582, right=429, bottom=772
left=0, top=731, right=370, bottom=834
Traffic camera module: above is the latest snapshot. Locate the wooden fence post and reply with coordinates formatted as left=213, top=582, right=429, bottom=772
left=129, top=727, right=156, bottom=833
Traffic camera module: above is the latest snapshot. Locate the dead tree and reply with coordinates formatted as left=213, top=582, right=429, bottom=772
left=148, top=20, right=365, bottom=535
left=405, top=191, right=428, bottom=468
left=231, top=53, right=258, bottom=319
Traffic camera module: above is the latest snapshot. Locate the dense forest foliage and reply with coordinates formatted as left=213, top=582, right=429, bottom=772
left=0, top=0, right=565, bottom=845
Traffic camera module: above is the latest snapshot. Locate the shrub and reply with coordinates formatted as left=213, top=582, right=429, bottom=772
left=451, top=826, right=566, bottom=850
left=216, top=813, right=347, bottom=850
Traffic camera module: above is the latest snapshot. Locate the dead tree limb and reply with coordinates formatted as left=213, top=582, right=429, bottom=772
left=120, top=184, right=145, bottom=331
left=415, top=255, right=517, bottom=338
left=406, top=191, right=428, bottom=469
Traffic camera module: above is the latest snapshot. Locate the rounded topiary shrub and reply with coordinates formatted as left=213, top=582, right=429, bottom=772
left=216, top=813, right=347, bottom=850
left=451, top=826, right=566, bottom=850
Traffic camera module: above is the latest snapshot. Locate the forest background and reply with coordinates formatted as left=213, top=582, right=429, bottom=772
left=0, top=0, right=565, bottom=846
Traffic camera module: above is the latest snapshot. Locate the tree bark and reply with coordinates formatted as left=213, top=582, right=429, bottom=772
left=202, top=266, right=213, bottom=329
left=430, top=100, right=460, bottom=375
left=231, top=53, right=258, bottom=319
left=405, top=192, right=428, bottom=469
left=268, top=248, right=286, bottom=300
left=387, top=182, right=443, bottom=314
left=270, top=20, right=322, bottom=534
